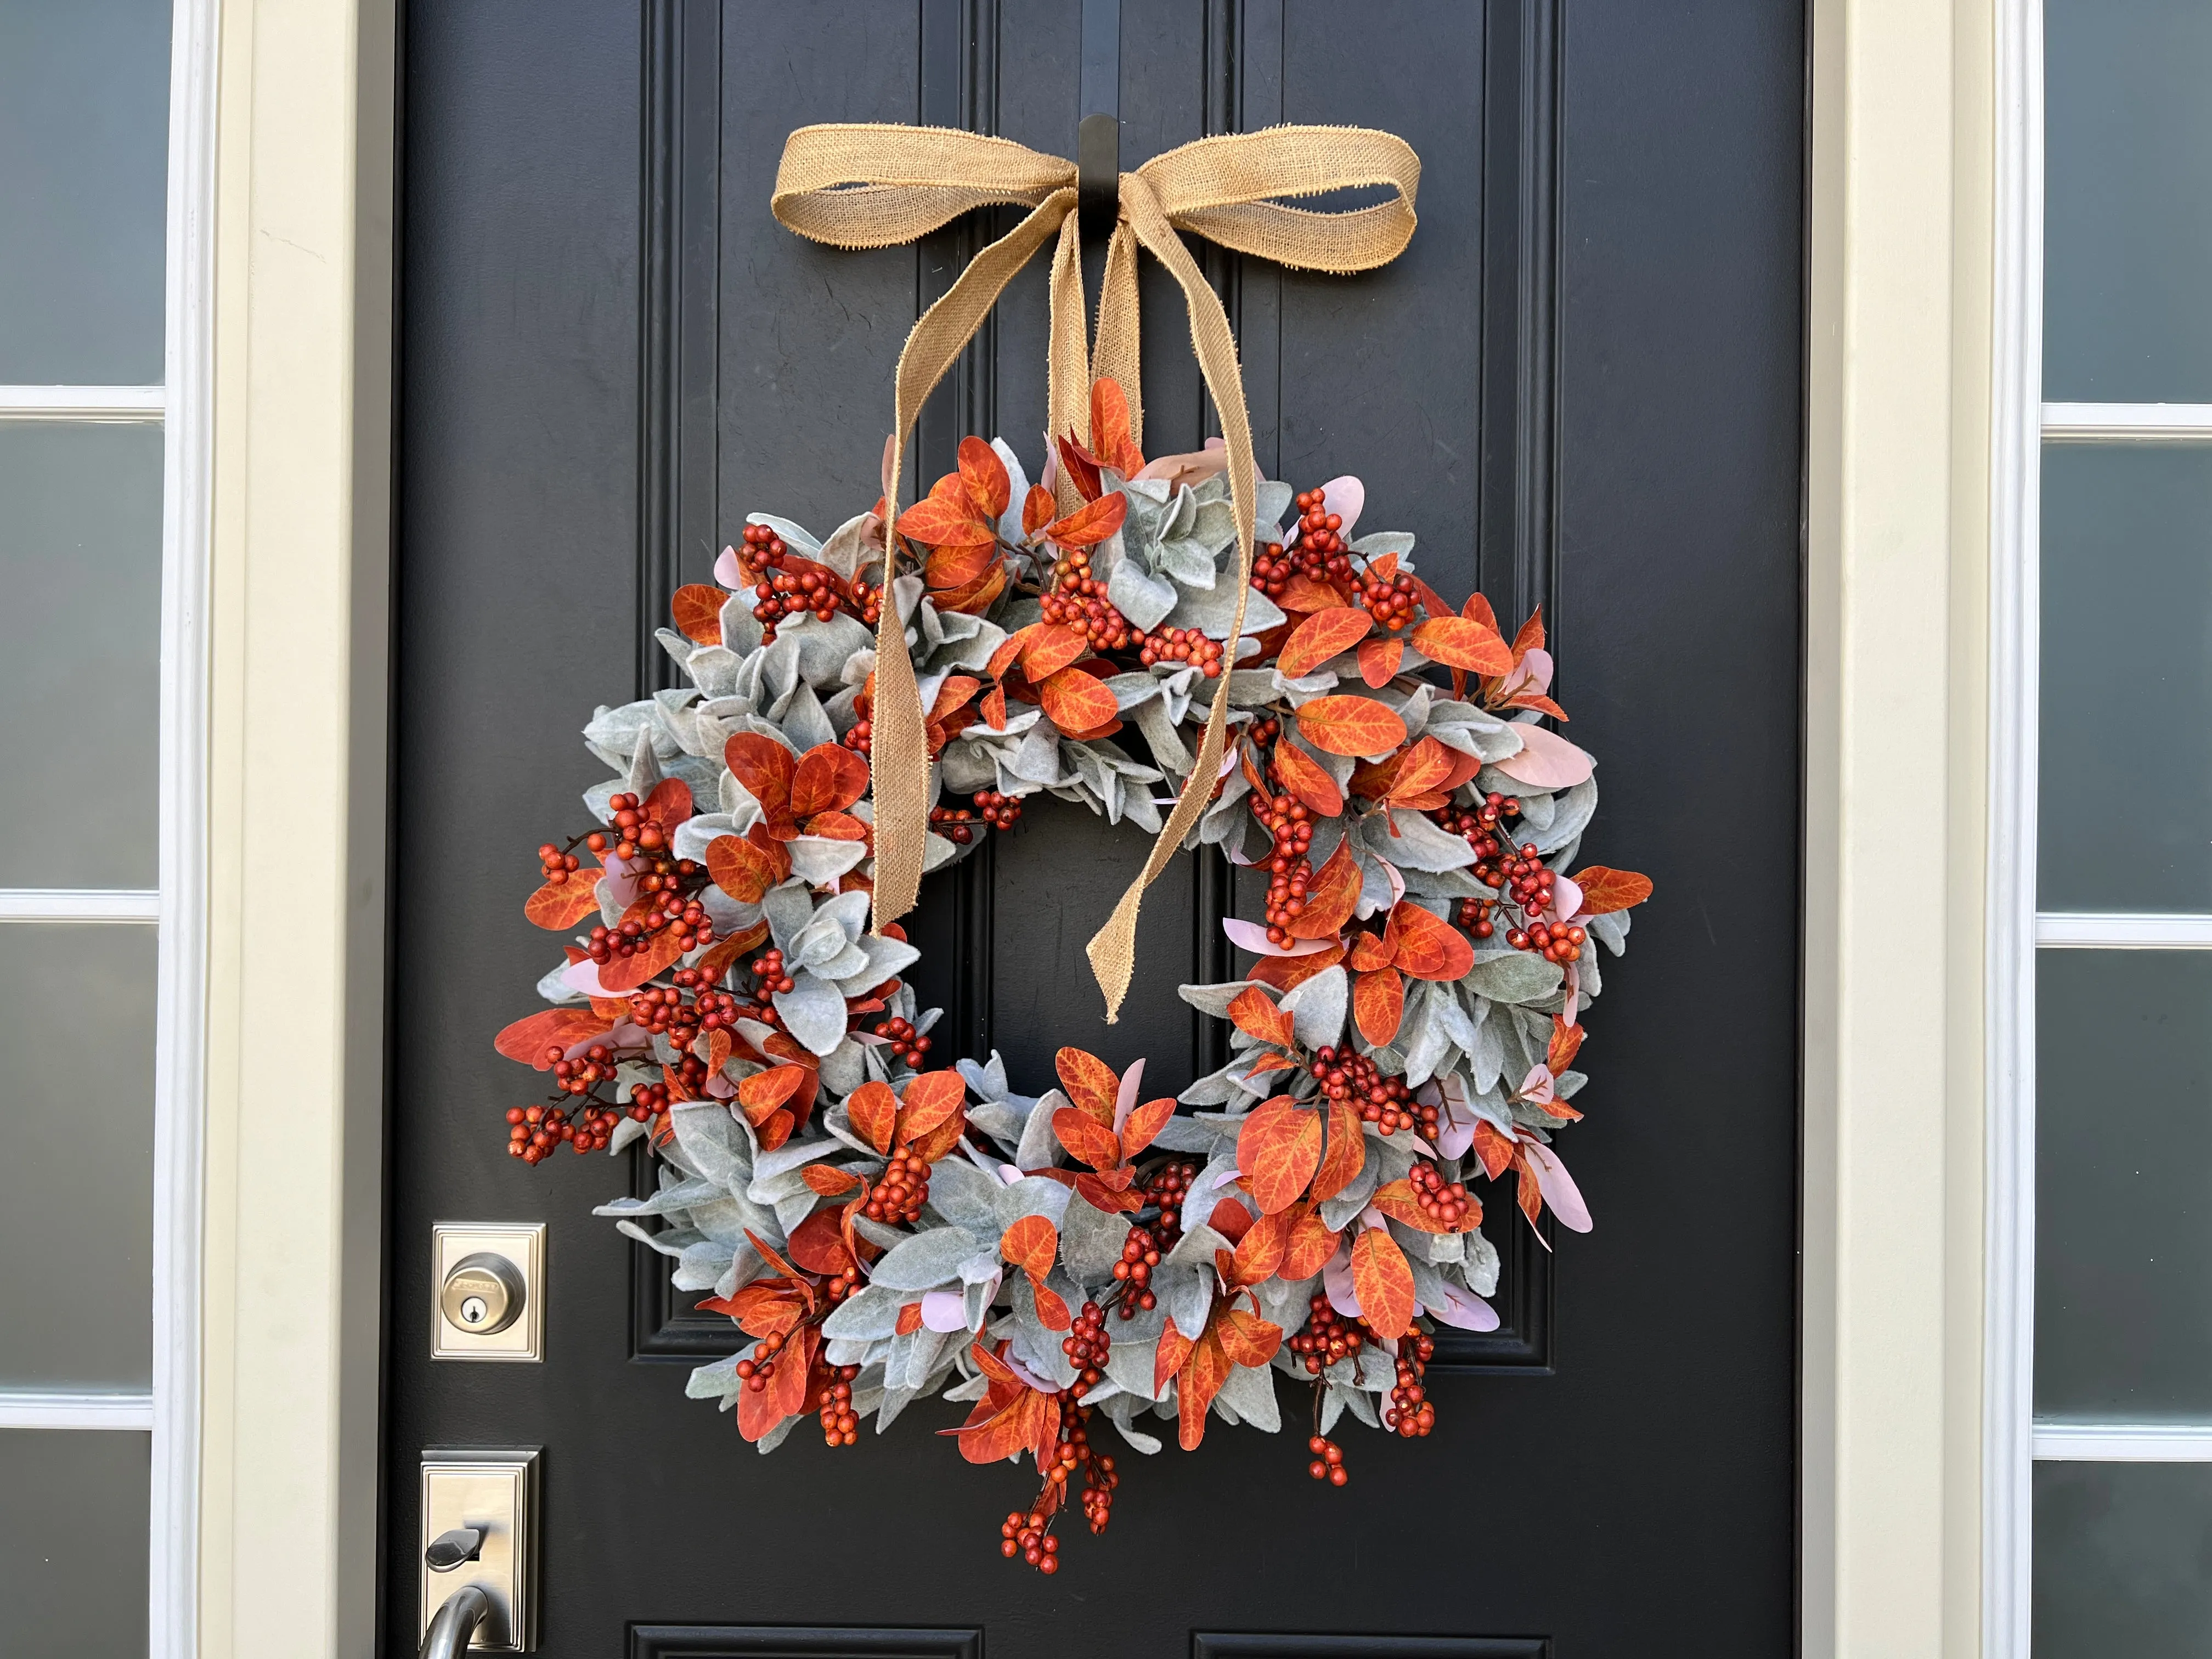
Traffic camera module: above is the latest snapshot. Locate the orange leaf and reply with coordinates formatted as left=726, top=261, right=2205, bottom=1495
left=1054, top=1047, right=1121, bottom=1125
left=845, top=1079, right=899, bottom=1155
left=803, top=1164, right=862, bottom=1197
left=1349, top=1226, right=1416, bottom=1339
left=1120, top=1097, right=1178, bottom=1159
left=1309, top=1097, right=1366, bottom=1205
left=790, top=743, right=870, bottom=819
left=1216, top=1305, right=1283, bottom=1369
left=706, top=833, right=779, bottom=904
left=494, top=1007, right=613, bottom=1069
left=1272, top=739, right=1345, bottom=817
left=925, top=540, right=1000, bottom=592
left=1000, top=1215, right=1060, bottom=1280
left=1235, top=1096, right=1324, bottom=1215
left=1346, top=926, right=1394, bottom=972
left=646, top=776, right=695, bottom=826
left=1278, top=606, right=1374, bottom=678
left=1463, top=590, right=1500, bottom=632
left=1391, top=901, right=1475, bottom=982
left=957, top=435, right=1011, bottom=521
left=984, top=623, right=1036, bottom=682
left=906, top=1105, right=968, bottom=1164
left=1043, top=490, right=1127, bottom=549
left=786, top=1207, right=856, bottom=1276
left=1295, top=694, right=1409, bottom=759
left=1369, top=1177, right=1452, bottom=1234
left=896, top=1068, right=968, bottom=1146
left=1075, top=1171, right=1144, bottom=1212
left=804, top=809, right=870, bottom=843
left=1547, top=1015, right=1586, bottom=1074
left=723, top=733, right=796, bottom=830
left=736, top=1063, right=807, bottom=1125
left=1386, top=737, right=1456, bottom=804
left=596, top=926, right=684, bottom=994
left=1031, top=1279, right=1073, bottom=1331
left=1568, top=866, right=1655, bottom=915
left=1226, top=985, right=1297, bottom=1048
left=737, top=1323, right=816, bottom=1442
left=1286, top=836, right=1362, bottom=940
left=1511, top=605, right=1547, bottom=661
left=896, top=1300, right=926, bottom=1335
left=1052, top=1107, right=1123, bottom=1172
left=524, top=873, right=602, bottom=930
left=1038, top=666, right=1119, bottom=733
left=1471, top=1120, right=1516, bottom=1180
left=671, top=583, right=725, bottom=645
left=1022, top=483, right=1057, bottom=537
left=1154, top=1321, right=1196, bottom=1399
left=1281, top=1208, right=1341, bottom=1279
left=1248, top=939, right=1347, bottom=994
left=896, top=492, right=994, bottom=549
left=980, top=686, right=1008, bottom=729
left=1353, top=965, right=1406, bottom=1045
left=956, top=1379, right=1060, bottom=1466
left=1019, top=624, right=1090, bottom=681
left=1177, top=1329, right=1232, bottom=1450
left=1229, top=1209, right=1289, bottom=1285
left=1090, top=377, right=1143, bottom=475
left=1357, top=636, right=1404, bottom=687
left=1055, top=433, right=1104, bottom=502
left=1274, top=574, right=1345, bottom=613
left=1410, top=614, right=1514, bottom=675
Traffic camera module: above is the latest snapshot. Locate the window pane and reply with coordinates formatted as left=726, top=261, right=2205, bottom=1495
left=2038, top=445, right=2212, bottom=914
left=0, top=1430, right=148, bottom=1659
left=0, top=926, right=154, bottom=1389
left=0, top=424, right=161, bottom=890
left=2037, top=950, right=2212, bottom=1419
left=2035, top=1460, right=2212, bottom=1657
left=0, top=0, right=170, bottom=384
left=2046, top=0, right=2212, bottom=400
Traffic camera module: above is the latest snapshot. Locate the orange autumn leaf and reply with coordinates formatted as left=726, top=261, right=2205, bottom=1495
left=1348, top=1226, right=1416, bottom=1339
left=956, top=1376, right=1061, bottom=1467
left=896, top=492, right=994, bottom=549
left=1277, top=606, right=1374, bottom=678
left=1154, top=1320, right=1197, bottom=1399
left=737, top=1063, right=808, bottom=1121
left=1273, top=573, right=1346, bottom=613
left=1463, top=590, right=1501, bottom=633
left=1308, top=1097, right=1366, bottom=1206
left=1248, top=939, right=1347, bottom=994
left=896, top=1068, right=967, bottom=1145
left=786, top=1208, right=856, bottom=1276
left=1568, top=866, right=1654, bottom=915
left=524, top=873, right=602, bottom=930
left=1352, top=963, right=1406, bottom=1045
left=1286, top=836, right=1362, bottom=940
left=906, top=1106, right=969, bottom=1165
left=1470, top=1119, right=1517, bottom=1180
left=1052, top=1107, right=1122, bottom=1173
left=845, top=1079, right=899, bottom=1155
left=1021, top=483, right=1056, bottom=537
left=1409, top=613, right=1514, bottom=675
left=1346, top=918, right=1396, bottom=972
left=802, top=1163, right=862, bottom=1197
left=706, top=833, right=780, bottom=904
left=671, top=583, right=725, bottom=645
left=1369, top=1177, right=1458, bottom=1234
left=999, top=1215, right=1059, bottom=1281
left=926, top=539, right=1000, bottom=592
left=895, top=1300, right=926, bottom=1335
left=737, top=1323, right=815, bottom=1442
left=1236, top=1096, right=1324, bottom=1215
left=1054, top=1047, right=1121, bottom=1125
left=957, top=434, right=1011, bottom=521
left=1272, top=738, right=1345, bottom=817
left=1229, top=1208, right=1290, bottom=1285
left=1295, top=694, right=1409, bottom=759
left=1387, top=736, right=1457, bottom=805
left=1226, top=985, right=1297, bottom=1049
left=1511, top=605, right=1547, bottom=660
left=1120, top=1097, right=1178, bottom=1159
left=723, top=733, right=798, bottom=837
left=1038, top=665, right=1119, bottom=733
left=1177, top=1329, right=1233, bottom=1450
left=494, top=1007, right=613, bottom=1069
left=596, top=926, right=684, bottom=993
left=1019, top=623, right=1089, bottom=681
left=1281, top=1207, right=1341, bottom=1279
left=1391, top=901, right=1475, bottom=981
left=1043, top=490, right=1127, bottom=549
left=1215, top=1305, right=1283, bottom=1369
left=1089, top=377, right=1143, bottom=475
left=1357, top=635, right=1404, bottom=687
left=789, top=743, right=870, bottom=820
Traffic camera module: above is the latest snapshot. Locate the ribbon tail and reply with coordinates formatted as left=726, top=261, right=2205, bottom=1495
left=1092, top=219, right=1144, bottom=452
left=1046, top=210, right=1091, bottom=517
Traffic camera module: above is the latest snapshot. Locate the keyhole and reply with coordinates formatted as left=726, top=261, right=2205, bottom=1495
left=461, top=1295, right=488, bottom=1325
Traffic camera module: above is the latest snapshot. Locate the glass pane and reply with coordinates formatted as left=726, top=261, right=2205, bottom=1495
left=2046, top=0, right=2212, bottom=400
left=2035, top=1460, right=2212, bottom=1657
left=0, top=926, right=154, bottom=1389
left=0, top=424, right=161, bottom=890
left=2037, top=950, right=2212, bottom=1419
left=0, top=1430, right=148, bottom=1659
left=0, top=0, right=171, bottom=383
left=2038, top=445, right=2212, bottom=914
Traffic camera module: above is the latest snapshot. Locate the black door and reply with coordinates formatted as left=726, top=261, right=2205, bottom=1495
left=389, top=3, right=1805, bottom=1654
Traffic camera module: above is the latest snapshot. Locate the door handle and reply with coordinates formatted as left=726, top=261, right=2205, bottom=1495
left=419, top=1582, right=493, bottom=1659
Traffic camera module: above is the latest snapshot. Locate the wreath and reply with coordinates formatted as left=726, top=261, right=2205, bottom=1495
left=492, top=122, right=1652, bottom=1572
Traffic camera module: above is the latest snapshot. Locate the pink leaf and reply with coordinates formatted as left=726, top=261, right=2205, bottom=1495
left=921, top=1289, right=971, bottom=1333
left=1424, top=1281, right=1500, bottom=1331
left=1503, top=646, right=1553, bottom=697
left=1317, top=475, right=1365, bottom=538
left=1113, top=1057, right=1146, bottom=1137
left=714, top=546, right=745, bottom=589
left=1519, top=1064, right=1556, bottom=1105
left=1550, top=874, right=1584, bottom=922
left=1524, top=1141, right=1593, bottom=1233
left=1222, top=917, right=1338, bottom=957
left=1322, top=1242, right=1361, bottom=1319
left=1491, top=724, right=1595, bottom=791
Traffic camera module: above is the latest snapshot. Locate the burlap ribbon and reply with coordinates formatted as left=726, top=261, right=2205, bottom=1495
left=772, top=122, right=1419, bottom=1019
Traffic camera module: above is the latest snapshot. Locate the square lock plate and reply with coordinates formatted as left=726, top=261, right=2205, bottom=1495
left=420, top=1448, right=539, bottom=1651
left=432, top=1222, right=545, bottom=1361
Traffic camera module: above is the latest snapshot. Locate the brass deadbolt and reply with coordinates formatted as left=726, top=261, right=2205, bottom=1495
left=440, top=1251, right=527, bottom=1336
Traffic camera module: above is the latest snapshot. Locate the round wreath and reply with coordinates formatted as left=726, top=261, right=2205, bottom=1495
left=494, top=377, right=1652, bottom=1567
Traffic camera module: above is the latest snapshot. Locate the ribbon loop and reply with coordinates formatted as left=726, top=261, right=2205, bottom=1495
left=770, top=120, right=1420, bottom=1019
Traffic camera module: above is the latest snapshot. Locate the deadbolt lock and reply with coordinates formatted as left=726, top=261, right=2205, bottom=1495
left=441, top=1252, right=526, bottom=1335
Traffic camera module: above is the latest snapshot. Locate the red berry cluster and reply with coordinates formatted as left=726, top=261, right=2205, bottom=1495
left=1454, top=895, right=1498, bottom=938
left=1358, top=566, right=1418, bottom=631
left=1287, top=1293, right=1373, bottom=1375
left=1249, top=489, right=1357, bottom=597
left=735, top=1329, right=792, bottom=1389
left=589, top=791, right=670, bottom=862
left=1040, top=545, right=1136, bottom=651
left=862, top=1150, right=929, bottom=1224
left=972, top=789, right=1023, bottom=830
left=534, top=840, right=585, bottom=884
left=871, top=1014, right=933, bottom=1064
left=1483, top=839, right=1587, bottom=963
left=1113, top=1160, right=1199, bottom=1318
left=841, top=716, right=873, bottom=757
left=1060, top=1300, right=1110, bottom=1401
left=848, top=575, right=885, bottom=628
left=817, top=1359, right=862, bottom=1446
left=627, top=1078, right=671, bottom=1121
left=1135, top=625, right=1224, bottom=678
left=1307, top=1432, right=1350, bottom=1486
left=928, top=803, right=979, bottom=844
left=582, top=795, right=716, bottom=965
left=504, top=1100, right=622, bottom=1162
left=1250, top=778, right=1318, bottom=944
left=627, top=977, right=743, bottom=1041
left=1000, top=1506, right=1062, bottom=1572
left=1408, top=1160, right=1472, bottom=1227
left=1308, top=1044, right=1419, bottom=1134
left=1385, top=1332, right=1439, bottom=1437
left=546, top=1041, right=616, bottom=1099
left=738, top=523, right=848, bottom=642
left=743, top=949, right=795, bottom=1024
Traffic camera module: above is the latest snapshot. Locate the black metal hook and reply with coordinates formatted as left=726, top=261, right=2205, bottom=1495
left=1078, top=112, right=1119, bottom=241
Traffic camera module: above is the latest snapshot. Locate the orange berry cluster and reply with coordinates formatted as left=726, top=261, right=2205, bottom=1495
left=1308, top=1044, right=1419, bottom=1133
left=1286, top=1293, right=1372, bottom=1376
left=1385, top=1332, right=1439, bottom=1437
left=1408, top=1160, right=1472, bottom=1227
left=817, top=1359, right=862, bottom=1446
left=1135, top=625, right=1224, bottom=678
left=862, top=1150, right=929, bottom=1224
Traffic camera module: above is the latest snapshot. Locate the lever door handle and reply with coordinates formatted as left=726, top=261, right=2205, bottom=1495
left=419, top=1582, right=493, bottom=1659
left=426, top=1526, right=485, bottom=1572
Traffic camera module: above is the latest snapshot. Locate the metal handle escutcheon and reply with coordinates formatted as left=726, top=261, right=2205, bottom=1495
left=420, top=1582, right=493, bottom=1659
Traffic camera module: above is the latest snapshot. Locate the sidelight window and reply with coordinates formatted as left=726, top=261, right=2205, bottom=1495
left=0, top=2, right=212, bottom=1656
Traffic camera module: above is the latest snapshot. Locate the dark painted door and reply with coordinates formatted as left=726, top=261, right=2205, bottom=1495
left=389, top=3, right=1805, bottom=1654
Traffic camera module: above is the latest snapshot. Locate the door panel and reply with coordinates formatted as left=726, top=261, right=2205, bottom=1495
left=391, top=2, right=1804, bottom=1653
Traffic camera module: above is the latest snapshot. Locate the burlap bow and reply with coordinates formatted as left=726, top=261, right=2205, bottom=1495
left=772, top=122, right=1420, bottom=1019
